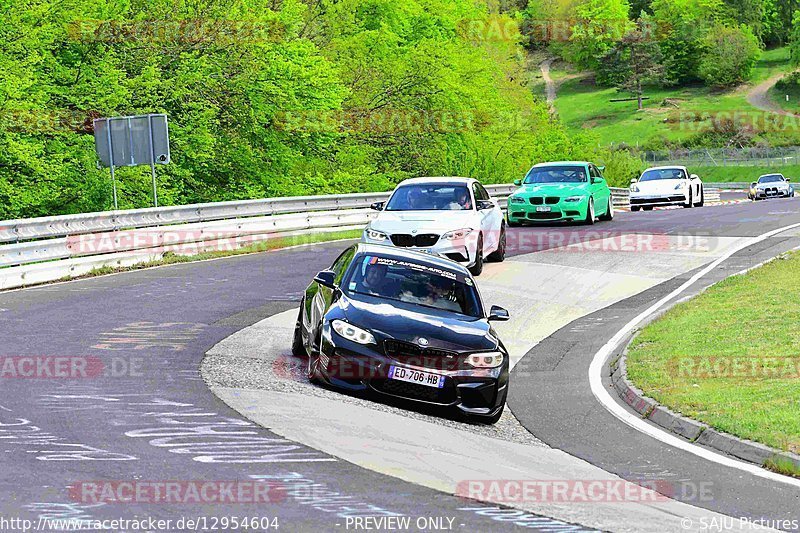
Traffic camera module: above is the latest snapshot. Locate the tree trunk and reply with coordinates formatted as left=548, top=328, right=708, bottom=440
left=637, top=79, right=643, bottom=110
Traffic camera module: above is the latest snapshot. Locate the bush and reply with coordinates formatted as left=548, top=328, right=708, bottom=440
left=698, top=25, right=761, bottom=88
left=593, top=146, right=644, bottom=187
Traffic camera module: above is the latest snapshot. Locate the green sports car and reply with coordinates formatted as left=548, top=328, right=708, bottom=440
left=506, top=161, right=614, bottom=226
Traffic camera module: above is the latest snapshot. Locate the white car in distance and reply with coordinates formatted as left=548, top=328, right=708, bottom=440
left=629, top=166, right=704, bottom=211
left=361, top=177, right=506, bottom=275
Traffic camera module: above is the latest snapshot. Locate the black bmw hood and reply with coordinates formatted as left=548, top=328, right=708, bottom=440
left=334, top=293, right=499, bottom=353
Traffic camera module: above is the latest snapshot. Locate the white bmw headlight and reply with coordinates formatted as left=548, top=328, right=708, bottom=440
left=442, top=228, right=473, bottom=240
left=564, top=195, right=585, bottom=203
left=331, top=320, right=376, bottom=345
left=365, top=227, right=387, bottom=242
left=465, top=351, right=505, bottom=368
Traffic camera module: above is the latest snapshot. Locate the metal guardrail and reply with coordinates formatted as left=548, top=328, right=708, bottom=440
left=0, top=184, right=623, bottom=244
left=0, top=185, right=634, bottom=289
left=707, top=182, right=749, bottom=189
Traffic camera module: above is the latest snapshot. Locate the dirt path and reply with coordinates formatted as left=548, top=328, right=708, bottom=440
left=746, top=72, right=796, bottom=116
left=540, top=57, right=557, bottom=104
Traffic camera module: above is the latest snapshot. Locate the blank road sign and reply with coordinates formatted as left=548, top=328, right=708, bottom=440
left=94, top=114, right=170, bottom=168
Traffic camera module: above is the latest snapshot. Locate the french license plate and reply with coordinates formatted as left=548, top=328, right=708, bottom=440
left=536, top=206, right=551, bottom=212
left=388, top=365, right=445, bottom=388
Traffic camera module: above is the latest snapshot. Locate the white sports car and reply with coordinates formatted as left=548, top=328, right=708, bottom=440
left=361, top=177, right=506, bottom=275
left=629, top=166, right=704, bottom=211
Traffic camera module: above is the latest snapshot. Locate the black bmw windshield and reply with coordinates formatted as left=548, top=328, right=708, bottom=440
left=344, top=255, right=483, bottom=318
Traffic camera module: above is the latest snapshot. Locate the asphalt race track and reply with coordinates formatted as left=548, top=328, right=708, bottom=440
left=1, top=193, right=799, bottom=532
left=0, top=245, right=588, bottom=531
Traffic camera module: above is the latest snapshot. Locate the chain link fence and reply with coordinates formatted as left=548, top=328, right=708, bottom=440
left=641, top=146, right=800, bottom=167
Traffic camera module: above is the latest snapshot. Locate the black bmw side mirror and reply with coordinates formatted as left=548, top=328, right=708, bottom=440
left=370, top=201, right=385, bottom=211
left=488, top=305, right=510, bottom=322
left=314, top=270, right=337, bottom=289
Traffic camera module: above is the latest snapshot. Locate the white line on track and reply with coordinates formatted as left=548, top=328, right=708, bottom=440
left=588, top=221, right=800, bottom=489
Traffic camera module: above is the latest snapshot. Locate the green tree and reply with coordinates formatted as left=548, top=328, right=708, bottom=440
left=790, top=10, right=800, bottom=65
left=565, top=0, right=632, bottom=70
left=699, top=24, right=761, bottom=87
left=650, top=0, right=725, bottom=84
left=601, top=15, right=666, bottom=109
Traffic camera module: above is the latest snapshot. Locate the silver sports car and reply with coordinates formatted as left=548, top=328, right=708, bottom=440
left=748, top=174, right=794, bottom=200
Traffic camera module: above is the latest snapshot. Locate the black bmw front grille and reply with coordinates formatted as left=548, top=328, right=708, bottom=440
left=384, top=339, right=462, bottom=370
left=390, top=234, right=440, bottom=247
left=374, top=378, right=457, bottom=404
left=529, top=197, right=560, bottom=205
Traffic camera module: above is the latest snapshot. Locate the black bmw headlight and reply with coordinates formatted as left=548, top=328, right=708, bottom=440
left=464, top=351, right=504, bottom=368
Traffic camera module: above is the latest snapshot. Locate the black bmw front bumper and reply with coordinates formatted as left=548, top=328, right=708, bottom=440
left=317, top=332, right=508, bottom=418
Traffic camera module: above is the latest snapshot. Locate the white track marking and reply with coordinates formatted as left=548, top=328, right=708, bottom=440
left=588, top=222, right=800, bottom=488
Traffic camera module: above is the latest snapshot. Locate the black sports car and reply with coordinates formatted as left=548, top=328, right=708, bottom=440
left=292, top=243, right=511, bottom=423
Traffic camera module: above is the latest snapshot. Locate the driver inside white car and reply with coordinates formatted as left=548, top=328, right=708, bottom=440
left=447, top=188, right=471, bottom=210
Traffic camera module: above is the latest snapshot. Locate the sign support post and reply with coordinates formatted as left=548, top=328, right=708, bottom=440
left=105, top=121, right=118, bottom=210
left=147, top=114, right=158, bottom=207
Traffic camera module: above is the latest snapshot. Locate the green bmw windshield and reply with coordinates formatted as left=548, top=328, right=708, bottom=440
left=524, top=166, right=587, bottom=184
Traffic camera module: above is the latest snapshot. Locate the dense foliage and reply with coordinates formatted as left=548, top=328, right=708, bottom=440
left=521, top=0, right=769, bottom=87
left=0, top=0, right=644, bottom=219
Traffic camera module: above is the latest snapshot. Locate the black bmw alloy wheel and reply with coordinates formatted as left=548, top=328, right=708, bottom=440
left=292, top=298, right=306, bottom=357
left=306, top=329, right=322, bottom=383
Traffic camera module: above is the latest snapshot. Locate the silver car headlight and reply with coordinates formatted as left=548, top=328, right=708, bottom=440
left=465, top=351, right=505, bottom=368
left=331, top=320, right=376, bottom=345
left=442, top=228, right=473, bottom=240
left=365, top=227, right=388, bottom=242
left=564, top=195, right=585, bottom=203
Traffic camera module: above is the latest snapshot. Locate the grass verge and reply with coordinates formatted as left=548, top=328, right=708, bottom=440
left=553, top=48, right=794, bottom=146
left=58, top=229, right=361, bottom=283
left=626, top=251, right=800, bottom=454
left=691, top=165, right=800, bottom=182
left=764, top=456, right=800, bottom=478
